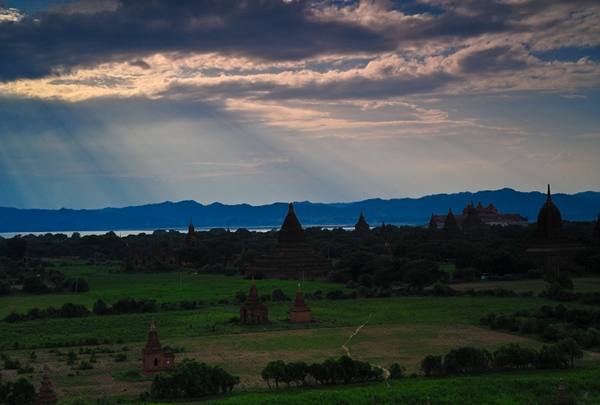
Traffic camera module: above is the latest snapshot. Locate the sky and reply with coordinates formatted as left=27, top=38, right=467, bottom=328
left=0, top=0, right=599, bottom=210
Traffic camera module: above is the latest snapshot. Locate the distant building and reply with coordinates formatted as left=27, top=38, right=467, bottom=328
left=428, top=201, right=528, bottom=233
left=289, top=285, right=311, bottom=324
left=525, top=185, right=584, bottom=273
left=141, top=320, right=175, bottom=376
left=352, top=210, right=371, bottom=238
left=183, top=219, right=201, bottom=249
left=246, top=203, right=333, bottom=279
left=240, top=278, right=269, bottom=324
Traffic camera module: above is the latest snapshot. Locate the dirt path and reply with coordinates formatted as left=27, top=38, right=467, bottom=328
left=340, top=314, right=391, bottom=385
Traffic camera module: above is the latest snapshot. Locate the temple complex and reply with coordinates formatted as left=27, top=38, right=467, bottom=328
left=36, top=364, right=57, bottom=405
left=240, top=278, right=269, bottom=324
left=429, top=201, right=528, bottom=230
left=246, top=203, right=333, bottom=279
left=525, top=185, right=584, bottom=273
left=289, top=284, right=311, bottom=324
left=141, top=320, right=175, bottom=376
left=352, top=210, right=371, bottom=238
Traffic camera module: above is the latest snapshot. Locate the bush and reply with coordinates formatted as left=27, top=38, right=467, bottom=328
left=420, top=355, right=443, bottom=377
left=271, top=288, right=291, bottom=302
left=114, top=353, right=128, bottom=362
left=443, top=347, right=492, bottom=375
left=388, top=363, right=406, bottom=379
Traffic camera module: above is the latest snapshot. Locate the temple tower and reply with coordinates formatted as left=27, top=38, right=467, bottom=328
left=36, top=364, right=57, bottom=405
left=289, top=284, right=311, bottom=324
left=183, top=219, right=200, bottom=248
left=141, top=320, right=174, bottom=376
left=247, top=203, right=333, bottom=278
left=352, top=210, right=371, bottom=238
left=441, top=207, right=463, bottom=238
left=240, top=278, right=269, bottom=324
left=533, top=185, right=564, bottom=241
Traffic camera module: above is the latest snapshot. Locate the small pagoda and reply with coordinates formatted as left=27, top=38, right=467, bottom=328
left=247, top=203, right=333, bottom=279
left=141, top=320, right=174, bottom=376
left=36, top=364, right=57, bottom=405
left=289, top=285, right=311, bottom=324
left=240, top=278, right=269, bottom=324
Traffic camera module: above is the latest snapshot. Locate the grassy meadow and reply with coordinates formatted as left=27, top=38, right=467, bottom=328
left=1, top=260, right=600, bottom=403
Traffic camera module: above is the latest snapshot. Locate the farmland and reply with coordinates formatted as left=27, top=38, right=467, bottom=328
left=2, top=261, right=600, bottom=404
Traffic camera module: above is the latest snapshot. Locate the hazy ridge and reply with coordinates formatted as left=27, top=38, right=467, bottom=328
left=1, top=188, right=598, bottom=233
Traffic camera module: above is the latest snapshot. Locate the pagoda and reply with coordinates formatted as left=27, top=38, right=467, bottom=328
left=289, top=284, right=311, bottom=324
left=247, top=203, right=333, bottom=279
left=141, top=320, right=174, bottom=375
left=525, top=185, right=584, bottom=272
left=240, top=278, right=269, bottom=324
left=352, top=210, right=371, bottom=238
left=36, top=364, right=57, bottom=405
left=183, top=219, right=200, bottom=248
left=440, top=207, right=464, bottom=238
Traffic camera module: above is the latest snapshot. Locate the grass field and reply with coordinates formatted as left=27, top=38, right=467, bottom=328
left=2, top=261, right=600, bottom=404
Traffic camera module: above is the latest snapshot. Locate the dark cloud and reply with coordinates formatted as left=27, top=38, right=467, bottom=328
left=458, top=46, right=528, bottom=74
left=0, top=0, right=391, bottom=81
left=0, top=0, right=596, bottom=82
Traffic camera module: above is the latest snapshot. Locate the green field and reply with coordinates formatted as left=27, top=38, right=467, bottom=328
left=2, top=261, right=600, bottom=404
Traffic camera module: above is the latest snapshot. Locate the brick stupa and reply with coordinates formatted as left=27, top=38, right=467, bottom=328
left=141, top=320, right=174, bottom=376
left=247, top=203, right=333, bottom=279
left=289, top=284, right=311, bottom=324
left=240, top=278, right=269, bottom=324
left=36, top=364, right=57, bottom=405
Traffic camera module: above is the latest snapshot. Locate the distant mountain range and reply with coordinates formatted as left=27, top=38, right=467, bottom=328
left=0, top=188, right=599, bottom=233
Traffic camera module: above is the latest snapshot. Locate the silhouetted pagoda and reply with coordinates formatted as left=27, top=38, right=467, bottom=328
left=183, top=219, right=200, bottom=248
left=441, top=207, right=464, bottom=238
left=141, top=320, right=174, bottom=376
left=247, top=203, right=333, bottom=279
left=526, top=185, right=584, bottom=272
left=289, top=284, right=311, bottom=324
left=352, top=210, right=371, bottom=238
left=240, top=278, right=269, bottom=324
left=36, top=364, right=57, bottom=405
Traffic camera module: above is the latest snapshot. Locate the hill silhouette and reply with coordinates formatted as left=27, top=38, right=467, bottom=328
left=0, top=188, right=598, bottom=233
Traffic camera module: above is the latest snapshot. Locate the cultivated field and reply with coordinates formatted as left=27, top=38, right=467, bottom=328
left=1, top=261, right=600, bottom=404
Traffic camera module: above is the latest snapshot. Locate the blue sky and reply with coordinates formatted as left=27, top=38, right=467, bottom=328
left=1, top=0, right=599, bottom=209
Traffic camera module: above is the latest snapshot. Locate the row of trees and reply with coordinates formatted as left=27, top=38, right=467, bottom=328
left=420, top=339, right=583, bottom=377
left=481, top=304, right=600, bottom=349
left=150, top=358, right=239, bottom=400
left=261, top=356, right=383, bottom=389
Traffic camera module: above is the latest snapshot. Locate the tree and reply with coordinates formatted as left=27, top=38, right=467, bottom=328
left=6, top=236, right=28, bottom=261
left=557, top=338, right=583, bottom=368
left=402, top=260, right=445, bottom=291
left=443, top=347, right=492, bottom=375
left=261, top=360, right=287, bottom=389
left=22, top=276, right=49, bottom=294
left=388, top=363, right=406, bottom=379
left=6, top=377, right=36, bottom=405
left=420, top=355, right=443, bottom=376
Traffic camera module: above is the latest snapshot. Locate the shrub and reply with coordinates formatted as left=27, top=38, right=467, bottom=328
left=114, top=353, right=128, bottom=362
left=420, top=355, right=443, bottom=377
left=388, top=363, right=406, bottom=379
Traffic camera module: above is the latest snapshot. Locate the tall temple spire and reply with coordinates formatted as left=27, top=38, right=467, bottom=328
left=547, top=184, right=552, bottom=203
